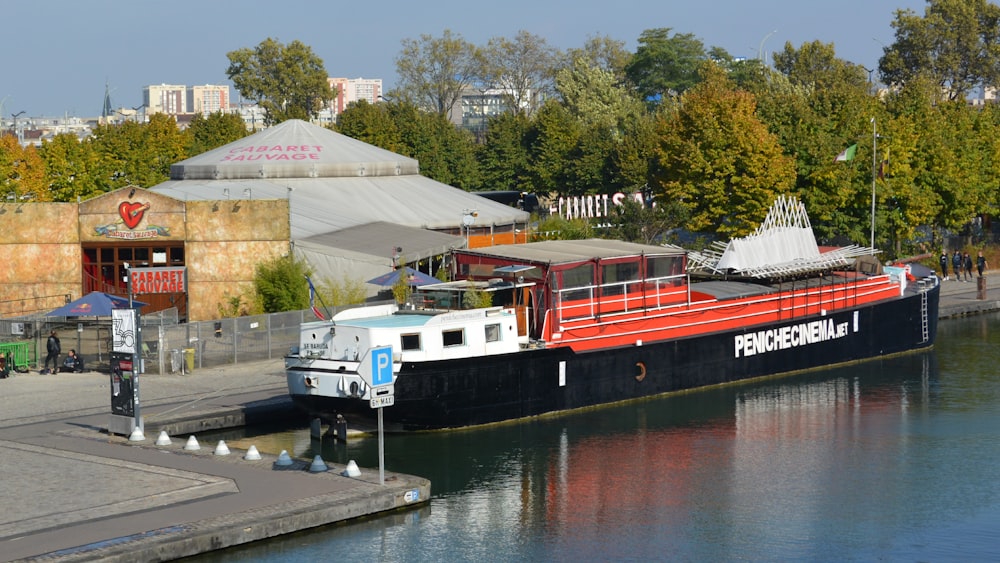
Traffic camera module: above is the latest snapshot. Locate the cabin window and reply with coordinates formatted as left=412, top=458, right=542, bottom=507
left=401, top=333, right=421, bottom=351
left=647, top=255, right=685, bottom=284
left=601, top=261, right=640, bottom=296
left=557, top=263, right=595, bottom=302
left=485, top=323, right=501, bottom=342
left=442, top=328, right=465, bottom=347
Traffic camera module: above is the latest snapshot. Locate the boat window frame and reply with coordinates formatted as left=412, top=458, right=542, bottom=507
left=442, top=328, right=465, bottom=347
left=484, top=323, right=501, bottom=343
left=400, top=333, right=422, bottom=351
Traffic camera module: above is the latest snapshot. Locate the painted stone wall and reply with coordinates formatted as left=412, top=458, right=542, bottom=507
left=184, top=199, right=290, bottom=321
left=0, top=202, right=81, bottom=317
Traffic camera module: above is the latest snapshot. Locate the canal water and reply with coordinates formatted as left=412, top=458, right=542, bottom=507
left=194, top=313, right=1000, bottom=562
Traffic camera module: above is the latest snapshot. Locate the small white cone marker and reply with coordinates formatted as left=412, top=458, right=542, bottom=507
left=244, top=445, right=262, bottom=461
left=154, top=431, right=172, bottom=446
left=184, top=436, right=201, bottom=451
left=342, top=460, right=361, bottom=477
left=128, top=427, right=145, bottom=442
left=214, top=440, right=231, bottom=456
left=275, top=449, right=293, bottom=466
left=309, top=455, right=328, bottom=472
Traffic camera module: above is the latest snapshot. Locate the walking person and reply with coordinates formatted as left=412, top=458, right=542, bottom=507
left=940, top=250, right=949, bottom=281
left=953, top=251, right=963, bottom=282
left=978, top=251, right=988, bottom=277
left=44, top=330, right=61, bottom=374
left=963, top=252, right=973, bottom=281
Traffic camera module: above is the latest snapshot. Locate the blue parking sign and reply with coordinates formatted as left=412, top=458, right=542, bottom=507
left=370, top=346, right=394, bottom=387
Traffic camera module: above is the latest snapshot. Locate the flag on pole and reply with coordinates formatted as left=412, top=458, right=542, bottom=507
left=306, top=276, right=326, bottom=320
left=835, top=143, right=857, bottom=162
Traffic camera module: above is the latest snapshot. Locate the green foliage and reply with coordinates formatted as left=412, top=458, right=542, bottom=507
left=481, top=30, right=558, bottom=116
left=604, top=196, right=688, bottom=245
left=253, top=254, right=311, bottom=313
left=880, top=0, right=1000, bottom=101
left=37, top=133, right=102, bottom=201
left=226, top=38, right=332, bottom=125
left=318, top=276, right=367, bottom=307
left=653, top=62, right=796, bottom=237
left=477, top=112, right=533, bottom=192
left=88, top=114, right=188, bottom=191
left=186, top=112, right=250, bottom=156
left=532, top=214, right=594, bottom=241
left=624, top=28, right=710, bottom=101
left=336, top=99, right=405, bottom=153
left=391, top=275, right=412, bottom=305
left=462, top=284, right=493, bottom=309
left=217, top=290, right=263, bottom=318
left=395, top=29, right=482, bottom=115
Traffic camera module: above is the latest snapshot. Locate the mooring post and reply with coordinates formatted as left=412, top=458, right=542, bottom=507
left=310, top=417, right=323, bottom=440
left=335, top=414, right=347, bottom=442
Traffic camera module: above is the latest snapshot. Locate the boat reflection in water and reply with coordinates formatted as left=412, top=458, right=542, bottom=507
left=196, top=346, right=995, bottom=562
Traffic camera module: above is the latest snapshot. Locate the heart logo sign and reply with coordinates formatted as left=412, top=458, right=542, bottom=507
left=119, top=201, right=149, bottom=230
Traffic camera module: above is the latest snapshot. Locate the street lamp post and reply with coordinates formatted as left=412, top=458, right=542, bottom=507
left=758, top=30, right=778, bottom=65
left=871, top=117, right=878, bottom=252
left=11, top=110, right=25, bottom=144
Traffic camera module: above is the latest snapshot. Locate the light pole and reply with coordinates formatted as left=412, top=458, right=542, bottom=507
left=871, top=117, right=877, bottom=252
left=11, top=110, right=25, bottom=144
left=758, top=30, right=778, bottom=65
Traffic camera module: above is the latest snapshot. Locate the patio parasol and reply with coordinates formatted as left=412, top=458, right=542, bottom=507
left=366, top=267, right=439, bottom=287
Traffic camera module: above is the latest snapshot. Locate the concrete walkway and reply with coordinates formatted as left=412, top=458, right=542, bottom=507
left=0, top=273, right=995, bottom=562
left=0, top=359, right=429, bottom=562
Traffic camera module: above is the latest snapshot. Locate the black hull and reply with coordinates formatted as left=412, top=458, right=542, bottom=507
left=291, top=285, right=939, bottom=430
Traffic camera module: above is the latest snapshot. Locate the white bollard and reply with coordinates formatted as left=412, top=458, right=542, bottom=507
left=154, top=431, right=172, bottom=446
left=244, top=445, right=262, bottom=461
left=342, top=459, right=361, bottom=477
left=214, top=440, right=231, bottom=456
left=183, top=436, right=201, bottom=451
left=128, top=427, right=145, bottom=442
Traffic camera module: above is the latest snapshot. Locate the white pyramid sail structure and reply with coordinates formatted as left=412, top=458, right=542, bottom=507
left=687, top=196, right=876, bottom=278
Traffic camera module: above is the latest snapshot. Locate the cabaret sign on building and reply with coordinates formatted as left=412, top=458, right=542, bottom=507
left=0, top=186, right=289, bottom=321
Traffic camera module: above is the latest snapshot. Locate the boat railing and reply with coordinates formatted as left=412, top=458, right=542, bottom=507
left=553, top=274, right=687, bottom=324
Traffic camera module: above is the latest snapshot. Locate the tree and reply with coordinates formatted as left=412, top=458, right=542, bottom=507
left=186, top=112, right=250, bottom=156
left=37, top=133, right=102, bottom=202
left=879, top=0, right=1000, bottom=100
left=653, top=62, right=796, bottom=237
left=395, top=30, right=482, bottom=116
left=604, top=196, right=688, bottom=245
left=476, top=112, right=533, bottom=192
left=253, top=254, right=311, bottom=313
left=481, top=30, right=558, bottom=116
left=624, top=28, right=709, bottom=102
left=564, top=34, right=632, bottom=83
left=0, top=134, right=46, bottom=200
left=226, top=38, right=332, bottom=125
left=774, top=40, right=869, bottom=92
left=335, top=99, right=404, bottom=153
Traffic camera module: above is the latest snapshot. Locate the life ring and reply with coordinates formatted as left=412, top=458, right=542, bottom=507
left=635, top=361, right=647, bottom=382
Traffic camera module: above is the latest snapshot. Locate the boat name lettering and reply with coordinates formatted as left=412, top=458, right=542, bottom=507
left=444, top=311, right=485, bottom=322
left=303, top=343, right=328, bottom=349
left=734, top=318, right=849, bottom=358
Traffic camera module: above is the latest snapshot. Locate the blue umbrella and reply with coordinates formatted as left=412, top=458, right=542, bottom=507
left=46, top=292, right=147, bottom=317
left=366, top=267, right=439, bottom=287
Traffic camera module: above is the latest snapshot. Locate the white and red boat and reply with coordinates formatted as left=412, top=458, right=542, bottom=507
left=286, top=197, right=940, bottom=430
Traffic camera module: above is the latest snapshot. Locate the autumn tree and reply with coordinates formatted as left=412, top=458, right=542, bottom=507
left=879, top=0, right=1000, bottom=100
left=0, top=134, right=46, bottom=200
left=89, top=113, right=187, bottom=191
left=653, top=62, right=796, bottom=237
left=226, top=38, right=332, bottom=125
left=563, top=34, right=632, bottom=84
left=395, top=30, right=482, bottom=116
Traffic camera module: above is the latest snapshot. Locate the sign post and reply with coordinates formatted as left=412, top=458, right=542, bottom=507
left=358, top=345, right=395, bottom=485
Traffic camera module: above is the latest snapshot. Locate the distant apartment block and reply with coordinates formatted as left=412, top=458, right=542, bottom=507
left=143, top=84, right=187, bottom=115
left=189, top=84, right=230, bottom=115
left=327, top=77, right=382, bottom=115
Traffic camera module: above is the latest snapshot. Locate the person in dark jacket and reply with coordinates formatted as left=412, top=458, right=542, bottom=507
left=43, top=331, right=61, bottom=374
left=953, top=251, right=963, bottom=282
left=963, top=252, right=973, bottom=281
left=940, top=251, right=949, bottom=281
left=977, top=251, right=988, bottom=277
left=59, top=349, right=85, bottom=373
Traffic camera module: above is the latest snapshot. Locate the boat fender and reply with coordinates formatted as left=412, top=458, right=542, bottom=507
left=635, top=362, right=647, bottom=382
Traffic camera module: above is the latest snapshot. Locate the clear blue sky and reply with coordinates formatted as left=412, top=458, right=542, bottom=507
left=5, top=0, right=928, bottom=117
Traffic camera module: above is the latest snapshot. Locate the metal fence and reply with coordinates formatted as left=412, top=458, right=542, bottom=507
left=0, top=308, right=316, bottom=375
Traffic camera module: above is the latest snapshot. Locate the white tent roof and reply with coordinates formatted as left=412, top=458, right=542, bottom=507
left=150, top=120, right=529, bottom=239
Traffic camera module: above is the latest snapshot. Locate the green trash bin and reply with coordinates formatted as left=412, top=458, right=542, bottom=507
left=184, top=348, right=195, bottom=373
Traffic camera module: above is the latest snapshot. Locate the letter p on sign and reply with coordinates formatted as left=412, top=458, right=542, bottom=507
left=371, top=346, right=394, bottom=387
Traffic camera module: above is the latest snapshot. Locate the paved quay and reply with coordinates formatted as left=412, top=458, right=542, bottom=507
left=0, top=272, right=995, bottom=562
left=0, top=359, right=429, bottom=562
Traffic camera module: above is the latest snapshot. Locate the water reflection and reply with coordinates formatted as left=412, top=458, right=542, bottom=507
left=195, top=314, right=1000, bottom=562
